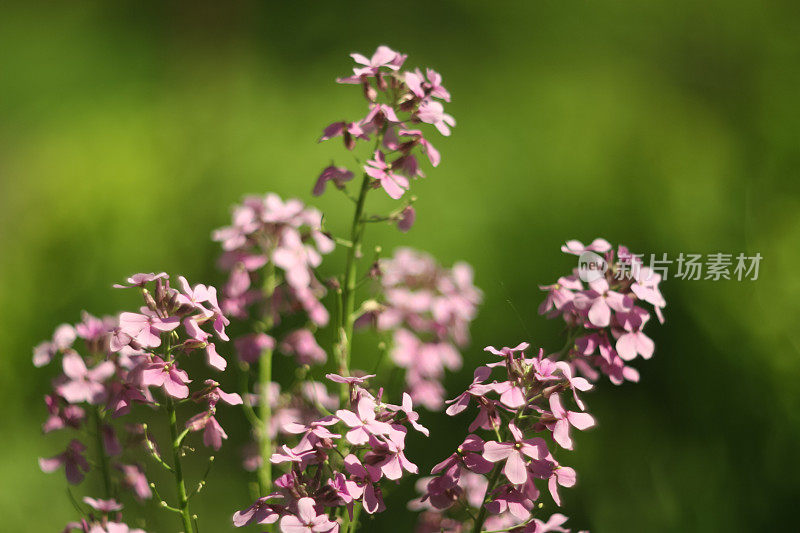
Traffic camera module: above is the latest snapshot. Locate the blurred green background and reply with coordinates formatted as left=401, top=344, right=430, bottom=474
left=1, top=1, right=799, bottom=531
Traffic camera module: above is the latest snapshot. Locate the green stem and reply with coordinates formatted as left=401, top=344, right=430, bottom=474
left=343, top=501, right=363, bottom=533
left=257, top=260, right=277, bottom=500
left=337, top=172, right=371, bottom=403
left=166, top=397, right=194, bottom=533
left=337, top=127, right=386, bottom=404
left=92, top=407, right=111, bottom=498
left=472, top=466, right=503, bottom=533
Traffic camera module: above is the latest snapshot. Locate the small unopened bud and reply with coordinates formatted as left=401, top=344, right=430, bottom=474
left=397, top=206, right=416, bottom=233
left=141, top=289, right=158, bottom=313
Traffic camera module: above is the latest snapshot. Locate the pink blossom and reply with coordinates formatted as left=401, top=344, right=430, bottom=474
left=335, top=395, right=392, bottom=445
left=112, top=272, right=168, bottom=288
left=397, top=129, right=440, bottom=166
left=42, top=395, right=85, bottom=433
left=364, top=150, right=409, bottom=199
left=343, top=454, right=385, bottom=514
left=33, top=324, right=77, bottom=367
left=349, top=45, right=405, bottom=76
left=577, top=278, right=633, bottom=328
left=116, top=311, right=179, bottom=349
left=279, top=497, right=338, bottom=533
left=186, top=411, right=228, bottom=450
left=386, top=393, right=429, bottom=436
left=116, top=463, right=152, bottom=501
left=397, top=206, right=416, bottom=232
left=39, top=439, right=89, bottom=484
left=133, top=356, right=192, bottom=399
left=522, top=513, right=572, bottom=533
left=280, top=329, right=327, bottom=366
left=83, top=497, right=123, bottom=512
left=313, top=165, right=354, bottom=196
left=405, top=68, right=451, bottom=102
left=56, top=353, right=115, bottom=405
left=235, top=333, right=275, bottom=364
left=560, top=238, right=611, bottom=256
left=545, top=394, right=595, bottom=450
left=417, top=101, right=455, bottom=136
left=482, top=423, right=548, bottom=485
left=232, top=493, right=282, bottom=527
left=325, top=373, right=375, bottom=385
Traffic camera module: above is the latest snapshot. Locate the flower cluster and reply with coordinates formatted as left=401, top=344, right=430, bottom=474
left=233, top=374, right=427, bottom=532
left=360, top=248, right=482, bottom=410
left=241, top=380, right=340, bottom=472
left=33, top=45, right=669, bottom=533
left=62, top=498, right=146, bottom=533
left=539, top=239, right=667, bottom=384
left=214, top=193, right=334, bottom=362
left=36, top=310, right=151, bottom=507
left=36, top=272, right=238, bottom=531
left=316, top=45, right=454, bottom=216
left=411, top=343, right=592, bottom=532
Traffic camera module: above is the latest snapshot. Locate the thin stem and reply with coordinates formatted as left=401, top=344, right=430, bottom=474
left=257, top=259, right=277, bottom=525
left=165, top=397, right=194, bottom=533
left=336, top=130, right=385, bottom=404
left=92, top=407, right=112, bottom=498
left=472, top=466, right=503, bottom=533
left=342, top=501, right=363, bottom=533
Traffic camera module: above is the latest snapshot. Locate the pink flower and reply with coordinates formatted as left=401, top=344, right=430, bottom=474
left=39, top=439, right=89, bottom=484
left=175, top=276, right=214, bottom=314
left=577, top=278, right=633, bottom=328
left=335, top=395, right=392, bottom=445
left=405, top=68, right=451, bottom=102
left=116, top=311, right=179, bottom=349
left=546, top=393, right=595, bottom=450
left=232, top=493, right=282, bottom=527
left=417, top=101, right=455, bottom=136
left=397, top=129, right=441, bottom=166
left=349, top=45, right=405, bottom=76
left=273, top=230, right=322, bottom=289
left=279, top=497, right=338, bottom=532
left=560, top=238, right=611, bottom=256
left=313, top=165, right=354, bottom=196
left=280, top=329, right=327, bottom=366
left=445, top=366, right=493, bottom=416
left=325, top=373, right=375, bottom=385
left=386, top=393, right=429, bottom=436
left=366, top=427, right=418, bottom=480
left=112, top=272, right=168, bottom=288
left=83, top=497, right=123, bottom=512
left=397, top=206, right=416, bottom=233
left=116, top=463, right=152, bottom=501
left=555, top=362, right=593, bottom=410
left=133, top=356, right=192, bottom=399
left=33, top=324, right=77, bottom=367
left=343, top=454, right=385, bottom=514
left=522, top=513, right=572, bottom=533
left=56, top=353, right=115, bottom=405
left=42, top=395, right=85, bottom=433
left=483, top=423, right=549, bottom=485
left=319, top=121, right=368, bottom=150
left=235, top=333, right=276, bottom=364
left=364, top=151, right=409, bottom=199
left=186, top=411, right=228, bottom=450
left=431, top=434, right=493, bottom=476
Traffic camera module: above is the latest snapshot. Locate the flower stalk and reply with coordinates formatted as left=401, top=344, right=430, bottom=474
left=166, top=396, right=194, bottom=533
left=257, top=260, right=277, bottom=495
left=92, top=406, right=111, bottom=498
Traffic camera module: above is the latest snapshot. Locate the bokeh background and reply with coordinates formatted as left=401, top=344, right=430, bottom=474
left=2, top=1, right=799, bottom=531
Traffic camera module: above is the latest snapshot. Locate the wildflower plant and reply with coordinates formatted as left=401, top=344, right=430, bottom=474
left=34, top=46, right=666, bottom=533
